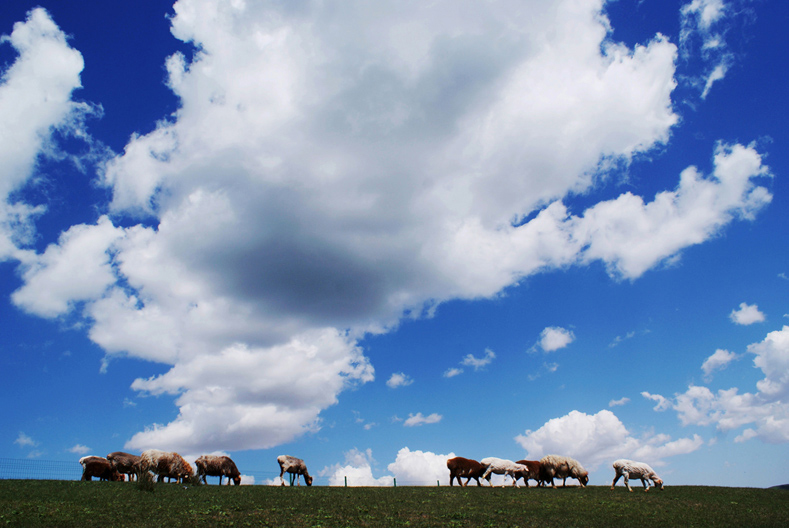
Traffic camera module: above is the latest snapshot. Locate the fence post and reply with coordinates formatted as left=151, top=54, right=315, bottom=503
left=393, top=477, right=396, bottom=487
left=437, top=480, right=440, bottom=487
left=344, top=476, right=347, bottom=487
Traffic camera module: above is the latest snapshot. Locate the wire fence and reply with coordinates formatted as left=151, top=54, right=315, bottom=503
left=0, top=458, right=447, bottom=487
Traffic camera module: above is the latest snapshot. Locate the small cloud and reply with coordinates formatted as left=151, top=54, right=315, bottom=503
left=240, top=474, right=255, bottom=485
left=778, top=272, right=788, bottom=281
left=537, top=327, right=575, bottom=352
left=642, top=391, right=671, bottom=411
left=729, top=303, right=765, bottom=325
left=14, top=432, right=38, bottom=448
left=443, top=367, right=463, bottom=378
left=386, top=372, right=414, bottom=389
left=403, top=412, right=442, bottom=427
left=461, top=348, right=496, bottom=370
left=701, top=348, right=738, bottom=380
left=363, top=422, right=377, bottom=431
left=609, top=397, right=630, bottom=407
left=123, top=398, right=137, bottom=408
left=68, top=444, right=91, bottom=455
left=26, top=450, right=44, bottom=459
left=608, top=331, right=636, bottom=348
left=544, top=362, right=559, bottom=373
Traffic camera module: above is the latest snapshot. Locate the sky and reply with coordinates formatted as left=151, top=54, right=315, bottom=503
left=1, top=0, right=787, bottom=488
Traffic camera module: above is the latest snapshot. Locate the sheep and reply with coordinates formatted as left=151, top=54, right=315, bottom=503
left=277, top=455, right=313, bottom=486
left=539, top=455, right=589, bottom=488
left=446, top=457, right=487, bottom=486
left=139, top=449, right=193, bottom=483
left=514, top=459, right=543, bottom=487
left=195, top=455, right=242, bottom=485
left=106, top=452, right=141, bottom=481
left=79, top=456, right=122, bottom=482
left=479, top=457, right=532, bottom=487
left=611, top=459, right=664, bottom=492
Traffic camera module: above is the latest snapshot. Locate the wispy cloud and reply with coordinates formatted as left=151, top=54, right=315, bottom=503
left=445, top=348, right=496, bottom=378
left=461, top=348, right=496, bottom=370
left=68, top=444, right=91, bottom=455
left=609, top=397, right=630, bottom=407
left=403, top=412, right=442, bottom=427
left=701, top=349, right=738, bottom=380
left=443, top=367, right=463, bottom=378
left=14, top=432, right=38, bottom=448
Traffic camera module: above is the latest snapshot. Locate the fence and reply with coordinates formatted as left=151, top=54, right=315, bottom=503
left=0, top=458, right=446, bottom=486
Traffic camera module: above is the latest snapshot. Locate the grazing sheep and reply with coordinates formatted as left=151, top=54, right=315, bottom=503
left=79, top=456, right=122, bottom=482
left=611, top=459, right=664, bottom=492
left=139, top=449, right=193, bottom=483
left=514, top=459, right=543, bottom=487
left=480, top=457, right=532, bottom=487
left=539, top=455, right=589, bottom=488
left=195, top=455, right=242, bottom=485
left=106, top=452, right=140, bottom=481
left=447, top=457, right=487, bottom=486
left=277, top=455, right=313, bottom=486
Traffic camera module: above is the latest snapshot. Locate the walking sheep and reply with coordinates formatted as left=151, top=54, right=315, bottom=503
left=479, top=457, right=532, bottom=487
left=447, top=457, right=487, bottom=486
left=611, top=459, right=664, bottom=492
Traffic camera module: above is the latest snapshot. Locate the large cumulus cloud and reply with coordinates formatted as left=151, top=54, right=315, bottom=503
left=1, top=0, right=772, bottom=453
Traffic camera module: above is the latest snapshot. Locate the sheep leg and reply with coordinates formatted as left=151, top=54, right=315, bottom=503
left=481, top=468, right=494, bottom=486
left=623, top=473, right=632, bottom=492
left=641, top=478, right=650, bottom=492
left=279, top=468, right=286, bottom=486
left=611, top=472, right=622, bottom=490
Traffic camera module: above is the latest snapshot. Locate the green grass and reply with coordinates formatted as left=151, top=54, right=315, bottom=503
left=0, top=481, right=786, bottom=527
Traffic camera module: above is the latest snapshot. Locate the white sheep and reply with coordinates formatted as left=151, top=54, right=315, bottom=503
left=539, top=455, right=589, bottom=488
left=479, top=457, right=531, bottom=487
left=611, top=459, right=663, bottom=492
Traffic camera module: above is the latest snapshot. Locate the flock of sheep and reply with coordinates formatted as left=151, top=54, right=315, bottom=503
left=79, top=451, right=311, bottom=487
left=448, top=455, right=664, bottom=492
left=80, top=450, right=663, bottom=492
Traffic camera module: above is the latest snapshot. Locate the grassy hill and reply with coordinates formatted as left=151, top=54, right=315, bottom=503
left=1, top=480, right=787, bottom=527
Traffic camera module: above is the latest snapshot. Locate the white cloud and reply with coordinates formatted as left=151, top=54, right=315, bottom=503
left=730, top=302, right=765, bottom=325
left=538, top=327, right=576, bottom=352
left=387, top=447, right=455, bottom=486
left=68, top=444, right=91, bottom=455
left=575, top=143, right=771, bottom=279
left=0, top=8, right=95, bottom=264
left=461, top=348, right=496, bottom=370
left=403, top=412, right=442, bottom=427
left=702, top=348, right=738, bottom=380
left=12, top=217, right=123, bottom=317
left=2, top=2, right=773, bottom=454
left=609, top=397, right=630, bottom=407
left=515, top=409, right=702, bottom=470
left=646, top=326, right=789, bottom=444
left=324, top=447, right=455, bottom=486
left=325, top=449, right=394, bottom=487
left=680, top=0, right=732, bottom=97
left=124, top=329, right=374, bottom=453
left=443, top=367, right=463, bottom=378
left=14, top=432, right=38, bottom=448
left=386, top=372, right=414, bottom=389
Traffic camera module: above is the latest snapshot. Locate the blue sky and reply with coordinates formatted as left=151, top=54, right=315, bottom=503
left=1, top=0, right=787, bottom=487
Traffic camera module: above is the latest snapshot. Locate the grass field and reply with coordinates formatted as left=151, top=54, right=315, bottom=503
left=0, top=480, right=787, bottom=527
